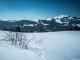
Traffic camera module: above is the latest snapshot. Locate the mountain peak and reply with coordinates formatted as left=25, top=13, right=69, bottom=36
left=54, top=15, right=69, bottom=19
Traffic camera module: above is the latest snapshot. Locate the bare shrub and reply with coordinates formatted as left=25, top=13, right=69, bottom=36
left=4, top=31, right=43, bottom=49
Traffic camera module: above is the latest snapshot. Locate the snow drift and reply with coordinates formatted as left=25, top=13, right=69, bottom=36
left=0, top=31, right=80, bottom=60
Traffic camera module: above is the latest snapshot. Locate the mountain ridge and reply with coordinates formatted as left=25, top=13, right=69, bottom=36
left=0, top=15, right=80, bottom=32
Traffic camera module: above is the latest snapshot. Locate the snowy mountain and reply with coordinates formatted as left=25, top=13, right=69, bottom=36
left=0, top=15, right=80, bottom=32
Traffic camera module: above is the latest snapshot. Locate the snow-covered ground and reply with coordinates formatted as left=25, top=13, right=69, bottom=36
left=0, top=31, right=80, bottom=60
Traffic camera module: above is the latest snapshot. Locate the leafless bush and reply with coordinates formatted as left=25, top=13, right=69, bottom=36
left=4, top=31, right=43, bottom=49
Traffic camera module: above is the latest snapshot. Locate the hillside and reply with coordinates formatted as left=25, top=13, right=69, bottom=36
left=0, top=15, right=80, bottom=32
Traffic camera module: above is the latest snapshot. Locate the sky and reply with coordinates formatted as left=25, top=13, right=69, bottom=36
left=0, top=0, right=80, bottom=20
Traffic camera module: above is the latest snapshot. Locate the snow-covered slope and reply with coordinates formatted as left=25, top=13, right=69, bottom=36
left=0, top=31, right=80, bottom=60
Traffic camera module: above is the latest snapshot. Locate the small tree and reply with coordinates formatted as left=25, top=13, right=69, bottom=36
left=15, top=26, right=21, bottom=32
left=30, top=30, right=33, bottom=32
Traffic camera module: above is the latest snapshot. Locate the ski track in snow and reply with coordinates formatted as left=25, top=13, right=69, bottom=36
left=28, top=47, right=46, bottom=60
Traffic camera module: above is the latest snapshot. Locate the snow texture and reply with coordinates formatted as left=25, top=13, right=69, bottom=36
left=0, top=31, right=80, bottom=60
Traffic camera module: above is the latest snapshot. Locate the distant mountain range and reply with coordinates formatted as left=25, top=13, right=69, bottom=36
left=0, top=15, right=80, bottom=32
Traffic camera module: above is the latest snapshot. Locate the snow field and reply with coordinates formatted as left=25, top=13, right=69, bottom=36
left=0, top=31, right=80, bottom=60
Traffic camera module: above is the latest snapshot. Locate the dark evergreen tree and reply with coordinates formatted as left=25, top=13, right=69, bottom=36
left=75, top=25, right=78, bottom=30
left=15, top=26, right=21, bottom=32
left=30, top=30, right=33, bottom=32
